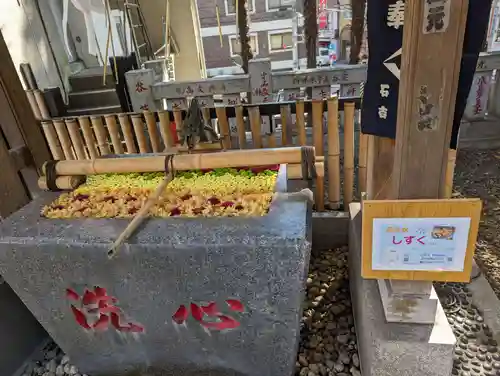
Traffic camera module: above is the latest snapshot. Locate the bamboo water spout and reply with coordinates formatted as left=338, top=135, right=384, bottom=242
left=42, top=147, right=310, bottom=176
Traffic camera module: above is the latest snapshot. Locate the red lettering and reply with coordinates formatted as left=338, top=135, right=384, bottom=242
left=172, top=299, right=244, bottom=331
left=404, top=236, right=415, bottom=245
left=66, top=286, right=144, bottom=333
left=392, top=236, right=402, bottom=245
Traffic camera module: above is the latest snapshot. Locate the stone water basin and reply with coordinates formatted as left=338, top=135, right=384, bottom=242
left=0, top=164, right=312, bottom=376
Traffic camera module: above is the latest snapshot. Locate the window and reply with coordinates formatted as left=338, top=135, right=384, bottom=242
left=267, top=0, right=295, bottom=11
left=225, top=0, right=254, bottom=15
left=229, top=35, right=258, bottom=57
left=269, top=31, right=293, bottom=52
left=342, top=10, right=352, bottom=20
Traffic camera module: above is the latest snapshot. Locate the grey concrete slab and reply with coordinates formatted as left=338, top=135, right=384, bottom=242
left=467, top=261, right=500, bottom=345
left=0, top=282, right=48, bottom=376
left=0, top=177, right=312, bottom=376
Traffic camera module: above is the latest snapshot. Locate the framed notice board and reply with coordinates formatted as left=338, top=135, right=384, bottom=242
left=361, top=199, right=482, bottom=282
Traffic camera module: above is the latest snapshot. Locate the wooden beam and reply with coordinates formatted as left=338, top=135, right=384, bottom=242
left=0, top=29, right=50, bottom=174
left=8, top=146, right=33, bottom=172
left=392, top=0, right=468, bottom=199
left=366, top=136, right=395, bottom=200
left=0, top=135, right=30, bottom=219
left=375, top=0, right=470, bottom=325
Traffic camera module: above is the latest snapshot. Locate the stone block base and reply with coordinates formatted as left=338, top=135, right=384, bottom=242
left=349, top=203, right=456, bottom=376
left=378, top=279, right=439, bottom=324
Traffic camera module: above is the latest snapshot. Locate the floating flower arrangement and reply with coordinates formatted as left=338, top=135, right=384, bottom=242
left=41, top=166, right=280, bottom=219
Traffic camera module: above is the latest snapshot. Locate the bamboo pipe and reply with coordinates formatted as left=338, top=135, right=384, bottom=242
left=287, top=161, right=324, bottom=179
left=295, top=100, right=307, bottom=146
left=343, top=103, right=355, bottom=208
left=201, top=108, right=211, bottom=127
left=34, top=90, right=51, bottom=119
left=235, top=106, right=247, bottom=149
left=118, top=114, right=137, bottom=154
left=104, top=115, right=124, bottom=154
left=108, top=173, right=174, bottom=259
left=53, top=119, right=75, bottom=160
left=41, top=121, right=64, bottom=160
left=315, top=162, right=325, bottom=212
left=327, top=98, right=340, bottom=209
left=215, top=107, right=231, bottom=149
left=165, top=0, right=171, bottom=57
left=358, top=132, right=369, bottom=195
left=144, top=111, right=162, bottom=152
left=26, top=90, right=42, bottom=120
left=312, top=100, right=324, bottom=156
left=78, top=116, right=99, bottom=159
left=173, top=110, right=183, bottom=143
left=91, top=116, right=111, bottom=156
left=102, top=8, right=112, bottom=85
left=43, top=147, right=307, bottom=176
left=176, top=142, right=222, bottom=153
left=248, top=106, right=263, bottom=148
left=158, top=110, right=174, bottom=150
left=215, top=4, right=223, bottom=47
left=280, top=105, right=288, bottom=147
left=130, top=114, right=149, bottom=153
left=65, top=118, right=88, bottom=160
left=104, top=0, right=119, bottom=83
left=444, top=148, right=457, bottom=199
left=266, top=133, right=277, bottom=148
left=286, top=161, right=325, bottom=211
left=38, top=175, right=85, bottom=191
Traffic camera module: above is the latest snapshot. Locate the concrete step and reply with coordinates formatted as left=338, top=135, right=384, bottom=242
left=68, top=88, right=120, bottom=109
left=66, top=104, right=123, bottom=117
left=69, top=67, right=115, bottom=92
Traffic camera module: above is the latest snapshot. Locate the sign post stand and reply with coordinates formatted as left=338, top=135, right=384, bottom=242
left=368, top=0, right=470, bottom=323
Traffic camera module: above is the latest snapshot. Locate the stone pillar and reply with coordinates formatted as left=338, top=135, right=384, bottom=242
left=125, top=69, right=157, bottom=112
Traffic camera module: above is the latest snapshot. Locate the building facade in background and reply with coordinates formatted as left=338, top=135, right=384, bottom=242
left=198, top=0, right=308, bottom=76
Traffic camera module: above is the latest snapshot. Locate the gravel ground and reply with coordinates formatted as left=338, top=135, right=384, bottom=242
left=295, top=247, right=361, bottom=376
left=19, top=341, right=85, bottom=376
left=453, top=148, right=500, bottom=298
left=436, top=282, right=500, bottom=376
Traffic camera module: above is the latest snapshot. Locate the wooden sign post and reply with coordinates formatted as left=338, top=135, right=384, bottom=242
left=367, top=0, right=470, bottom=324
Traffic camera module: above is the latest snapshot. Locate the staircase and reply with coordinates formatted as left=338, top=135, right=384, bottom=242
left=66, top=67, right=122, bottom=116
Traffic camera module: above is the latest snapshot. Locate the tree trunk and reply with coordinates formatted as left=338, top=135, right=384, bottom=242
left=304, top=0, right=317, bottom=127
left=238, top=0, right=253, bottom=74
left=303, top=0, right=318, bottom=69
left=350, top=0, right=366, bottom=64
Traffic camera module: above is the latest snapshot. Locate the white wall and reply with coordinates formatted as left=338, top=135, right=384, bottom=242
left=66, top=2, right=131, bottom=67
left=0, top=0, right=67, bottom=93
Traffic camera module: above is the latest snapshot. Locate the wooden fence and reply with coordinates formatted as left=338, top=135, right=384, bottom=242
left=125, top=53, right=500, bottom=123
left=39, top=98, right=365, bottom=212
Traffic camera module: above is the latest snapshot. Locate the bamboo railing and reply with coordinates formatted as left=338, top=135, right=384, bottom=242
left=34, top=96, right=457, bottom=211
left=37, top=99, right=366, bottom=211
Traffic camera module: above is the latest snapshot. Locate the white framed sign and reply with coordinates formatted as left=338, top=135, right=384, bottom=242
left=361, top=198, right=481, bottom=282
left=372, top=217, right=471, bottom=272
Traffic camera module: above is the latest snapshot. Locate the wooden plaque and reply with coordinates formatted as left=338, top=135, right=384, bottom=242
left=361, top=198, right=481, bottom=282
